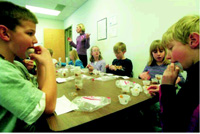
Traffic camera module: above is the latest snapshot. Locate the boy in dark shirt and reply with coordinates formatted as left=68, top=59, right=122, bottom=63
left=148, top=15, right=199, bottom=132
left=106, top=42, right=133, bottom=77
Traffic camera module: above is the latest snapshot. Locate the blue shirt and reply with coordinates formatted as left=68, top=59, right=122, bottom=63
left=68, top=59, right=84, bottom=68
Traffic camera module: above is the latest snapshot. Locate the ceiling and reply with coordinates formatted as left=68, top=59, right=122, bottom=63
left=5, top=0, right=88, bottom=20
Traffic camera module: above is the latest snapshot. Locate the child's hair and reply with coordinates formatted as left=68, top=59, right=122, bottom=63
left=162, top=15, right=199, bottom=46
left=0, top=1, right=38, bottom=31
left=113, top=42, right=126, bottom=53
left=48, top=48, right=53, bottom=56
left=148, top=40, right=169, bottom=66
left=77, top=23, right=85, bottom=32
left=70, top=50, right=80, bottom=61
left=89, top=46, right=103, bottom=62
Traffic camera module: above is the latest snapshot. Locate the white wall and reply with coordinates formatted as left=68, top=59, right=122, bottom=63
left=64, top=0, right=199, bottom=78
left=35, top=17, right=64, bottom=46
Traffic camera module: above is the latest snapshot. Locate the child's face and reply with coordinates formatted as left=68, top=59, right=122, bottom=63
left=92, top=47, right=100, bottom=59
left=8, top=21, right=37, bottom=59
left=114, top=49, right=124, bottom=60
left=152, top=48, right=165, bottom=63
left=166, top=40, right=192, bottom=70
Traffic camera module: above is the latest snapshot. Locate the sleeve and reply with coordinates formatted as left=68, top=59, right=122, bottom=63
left=106, top=60, right=115, bottom=74
left=114, top=59, right=133, bottom=77
left=85, top=37, right=90, bottom=49
left=138, top=65, right=149, bottom=79
left=100, top=60, right=106, bottom=73
left=23, top=93, right=45, bottom=125
left=76, top=60, right=84, bottom=68
left=159, top=84, right=178, bottom=131
left=143, top=65, right=149, bottom=72
left=68, top=61, right=73, bottom=65
left=0, top=64, right=44, bottom=123
left=69, top=41, right=77, bottom=48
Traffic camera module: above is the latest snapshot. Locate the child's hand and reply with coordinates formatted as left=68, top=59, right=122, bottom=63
left=105, top=64, right=109, bottom=68
left=88, top=66, right=94, bottom=71
left=23, top=59, right=34, bottom=70
left=139, top=71, right=151, bottom=80
left=29, top=46, right=52, bottom=66
left=175, top=77, right=181, bottom=84
left=109, top=65, right=117, bottom=71
left=67, top=37, right=72, bottom=42
left=162, top=63, right=179, bottom=85
left=147, top=85, right=160, bottom=96
left=86, top=64, right=91, bottom=68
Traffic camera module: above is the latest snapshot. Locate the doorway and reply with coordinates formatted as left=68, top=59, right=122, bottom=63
left=65, top=26, right=72, bottom=63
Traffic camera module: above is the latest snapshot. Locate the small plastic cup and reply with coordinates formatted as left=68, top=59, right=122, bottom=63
left=121, top=84, right=130, bottom=93
left=151, top=78, right=159, bottom=84
left=143, top=80, right=150, bottom=86
left=155, top=74, right=162, bottom=80
left=143, top=86, right=149, bottom=94
left=130, top=88, right=140, bottom=96
left=118, top=94, right=131, bottom=105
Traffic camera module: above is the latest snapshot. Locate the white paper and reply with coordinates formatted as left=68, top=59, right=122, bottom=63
left=55, top=95, right=78, bottom=115
left=56, top=78, right=66, bottom=83
left=122, top=76, right=130, bottom=79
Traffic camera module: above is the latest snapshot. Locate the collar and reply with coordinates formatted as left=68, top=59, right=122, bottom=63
left=80, top=32, right=85, bottom=35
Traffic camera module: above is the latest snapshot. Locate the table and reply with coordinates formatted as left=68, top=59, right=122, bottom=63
left=46, top=71, right=153, bottom=131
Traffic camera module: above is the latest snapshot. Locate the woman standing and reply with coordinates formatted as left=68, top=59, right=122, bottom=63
left=67, top=23, right=90, bottom=67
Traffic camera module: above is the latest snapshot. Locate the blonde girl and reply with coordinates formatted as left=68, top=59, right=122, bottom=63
left=68, top=50, right=84, bottom=68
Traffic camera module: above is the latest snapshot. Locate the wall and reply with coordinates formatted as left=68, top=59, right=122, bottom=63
left=35, top=17, right=64, bottom=46
left=64, top=0, right=199, bottom=78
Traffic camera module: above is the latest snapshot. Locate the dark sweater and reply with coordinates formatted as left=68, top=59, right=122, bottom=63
left=106, top=58, right=133, bottom=77
left=159, top=61, right=199, bottom=132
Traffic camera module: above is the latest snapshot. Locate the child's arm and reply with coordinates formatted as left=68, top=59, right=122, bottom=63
left=76, top=60, right=84, bottom=68
left=30, top=46, right=57, bottom=114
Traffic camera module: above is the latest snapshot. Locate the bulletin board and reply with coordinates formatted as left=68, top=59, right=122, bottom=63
left=97, top=18, right=107, bottom=40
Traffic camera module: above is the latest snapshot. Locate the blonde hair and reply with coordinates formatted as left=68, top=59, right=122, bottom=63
left=162, top=15, right=199, bottom=46
left=70, top=50, right=79, bottom=62
left=89, top=46, right=103, bottom=62
left=77, top=23, right=85, bottom=32
left=148, top=40, right=169, bottom=66
left=113, top=42, right=126, bottom=53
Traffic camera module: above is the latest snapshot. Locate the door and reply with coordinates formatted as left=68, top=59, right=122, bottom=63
left=44, top=29, right=65, bottom=62
left=65, top=26, right=72, bottom=63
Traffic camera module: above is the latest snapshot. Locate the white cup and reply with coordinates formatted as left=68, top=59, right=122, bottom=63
left=143, top=80, right=150, bottom=86
left=118, top=94, right=131, bottom=105
left=121, top=84, right=130, bottom=93
left=130, top=88, right=140, bottom=96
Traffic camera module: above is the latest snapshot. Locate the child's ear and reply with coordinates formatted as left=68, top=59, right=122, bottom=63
left=0, top=25, right=10, bottom=41
left=189, top=32, right=199, bottom=49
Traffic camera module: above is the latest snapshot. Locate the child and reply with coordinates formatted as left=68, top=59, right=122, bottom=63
left=48, top=48, right=58, bottom=65
left=148, top=15, right=199, bottom=132
left=67, top=23, right=90, bottom=67
left=68, top=50, right=84, bottom=68
left=106, top=42, right=133, bottom=77
left=86, top=46, right=106, bottom=72
left=0, top=2, right=57, bottom=132
left=139, top=40, right=185, bottom=88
